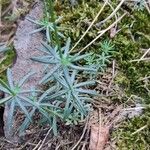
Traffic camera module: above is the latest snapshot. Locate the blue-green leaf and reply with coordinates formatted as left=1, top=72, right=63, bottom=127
left=0, top=96, right=12, bottom=105
left=29, top=27, right=45, bottom=34
left=40, top=65, right=60, bottom=84
left=7, top=69, right=14, bottom=89
left=76, top=88, right=98, bottom=95
left=74, top=81, right=95, bottom=88
left=16, top=98, right=32, bottom=122
left=18, top=71, right=35, bottom=87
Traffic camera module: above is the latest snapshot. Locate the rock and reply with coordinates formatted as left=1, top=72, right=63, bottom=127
left=12, top=0, right=44, bottom=89
left=4, top=0, right=44, bottom=140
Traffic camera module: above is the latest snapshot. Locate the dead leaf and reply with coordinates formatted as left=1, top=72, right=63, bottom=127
left=110, top=27, right=117, bottom=38
left=89, top=124, right=109, bottom=150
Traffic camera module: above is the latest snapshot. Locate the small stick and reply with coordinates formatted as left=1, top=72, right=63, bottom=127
left=138, top=48, right=150, bottom=63
left=131, top=125, right=147, bottom=135
left=144, top=0, right=150, bottom=14
left=33, top=141, right=42, bottom=150
left=130, top=57, right=150, bottom=62
left=71, top=118, right=88, bottom=150
left=35, top=127, right=52, bottom=150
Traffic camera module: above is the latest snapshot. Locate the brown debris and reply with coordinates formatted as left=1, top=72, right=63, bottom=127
left=89, top=125, right=110, bottom=150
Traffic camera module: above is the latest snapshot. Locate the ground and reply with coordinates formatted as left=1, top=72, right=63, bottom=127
left=0, top=0, right=150, bottom=149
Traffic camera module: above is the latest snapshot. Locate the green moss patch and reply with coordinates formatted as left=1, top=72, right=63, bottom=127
left=0, top=48, right=16, bottom=81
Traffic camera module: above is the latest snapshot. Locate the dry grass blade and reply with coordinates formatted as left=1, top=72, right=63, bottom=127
left=144, top=0, right=150, bottom=14
left=139, top=48, right=150, bottom=62
left=96, top=0, right=125, bottom=27
left=69, top=0, right=108, bottom=53
left=130, top=57, right=150, bottom=62
left=131, top=125, right=147, bottom=135
left=130, top=48, right=150, bottom=62
left=33, top=141, right=42, bottom=150
left=71, top=118, right=89, bottom=150
left=35, top=127, right=52, bottom=150
left=78, top=13, right=126, bottom=54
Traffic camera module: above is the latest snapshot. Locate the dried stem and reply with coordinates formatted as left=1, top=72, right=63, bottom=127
left=69, top=0, right=108, bottom=53
left=78, top=13, right=126, bottom=54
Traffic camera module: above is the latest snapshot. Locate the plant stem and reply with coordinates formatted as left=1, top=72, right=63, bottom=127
left=46, top=0, right=62, bottom=58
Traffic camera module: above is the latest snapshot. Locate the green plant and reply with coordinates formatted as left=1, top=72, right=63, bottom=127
left=19, top=85, right=64, bottom=136
left=31, top=38, right=96, bottom=83
left=65, top=110, right=85, bottom=125
left=85, top=40, right=115, bottom=73
left=0, top=69, right=63, bottom=136
left=51, top=70, right=97, bottom=116
left=18, top=69, right=97, bottom=136
left=100, top=40, right=115, bottom=55
left=0, top=69, right=37, bottom=133
left=27, top=14, right=64, bottom=43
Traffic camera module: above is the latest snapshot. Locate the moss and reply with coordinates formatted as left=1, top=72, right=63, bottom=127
left=54, top=0, right=115, bottom=50
left=113, top=109, right=150, bottom=150
left=55, top=1, right=150, bottom=148
left=0, top=0, right=149, bottom=148
left=111, top=8, right=150, bottom=149
left=0, top=48, right=16, bottom=81
left=113, top=10, right=150, bottom=98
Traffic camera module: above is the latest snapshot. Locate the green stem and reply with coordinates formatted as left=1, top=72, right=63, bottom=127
left=44, top=107, right=63, bottom=119
left=46, top=0, right=62, bottom=58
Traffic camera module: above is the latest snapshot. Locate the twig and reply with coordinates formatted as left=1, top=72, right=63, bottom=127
left=130, top=57, right=150, bottom=62
left=34, top=127, right=52, bottom=150
left=124, top=107, right=145, bottom=111
left=106, top=61, right=116, bottom=96
left=2, top=4, right=12, bottom=17
left=97, top=108, right=102, bottom=149
left=144, top=0, right=150, bottom=14
left=138, top=48, right=150, bottom=63
left=33, top=141, right=42, bottom=150
left=138, top=76, right=150, bottom=81
left=71, top=118, right=88, bottom=150
left=69, top=0, right=108, bottom=53
left=131, top=125, right=147, bottom=135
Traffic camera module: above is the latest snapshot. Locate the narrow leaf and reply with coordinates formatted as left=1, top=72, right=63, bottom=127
left=29, top=27, right=45, bottom=34
left=40, top=65, right=60, bottom=84
left=64, top=38, right=71, bottom=57
left=0, top=96, right=12, bottom=105
left=76, top=88, right=98, bottom=95
left=7, top=68, right=14, bottom=89
left=74, top=81, right=95, bottom=88
left=70, top=64, right=96, bottom=71
left=16, top=98, right=32, bottom=122
left=18, top=71, right=35, bottom=87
